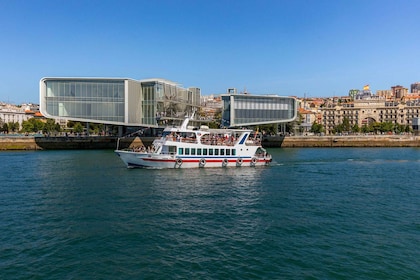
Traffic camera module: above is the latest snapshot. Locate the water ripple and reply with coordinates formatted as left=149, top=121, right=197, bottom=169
left=0, top=149, right=419, bottom=279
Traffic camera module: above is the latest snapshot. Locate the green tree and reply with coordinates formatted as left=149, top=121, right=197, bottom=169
left=43, top=118, right=59, bottom=134
left=351, top=124, right=360, bottom=133
left=21, top=120, right=34, bottom=133
left=361, top=124, right=371, bottom=133
left=21, top=118, right=44, bottom=133
left=342, top=117, right=350, bottom=132
left=259, top=124, right=278, bottom=135
left=8, top=122, right=19, bottom=133
left=380, top=122, right=394, bottom=133
left=310, top=122, right=324, bottom=134
left=2, top=123, right=8, bottom=133
left=208, top=110, right=221, bottom=129
left=67, top=120, right=75, bottom=128
left=332, top=123, right=344, bottom=134
left=371, top=122, right=382, bottom=134
left=73, top=122, right=84, bottom=134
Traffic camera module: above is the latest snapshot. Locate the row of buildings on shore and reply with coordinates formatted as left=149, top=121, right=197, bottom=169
left=1, top=79, right=420, bottom=135
left=0, top=102, right=42, bottom=131
left=299, top=83, right=420, bottom=134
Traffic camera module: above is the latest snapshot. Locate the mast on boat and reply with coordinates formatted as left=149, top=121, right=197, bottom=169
left=180, top=111, right=195, bottom=130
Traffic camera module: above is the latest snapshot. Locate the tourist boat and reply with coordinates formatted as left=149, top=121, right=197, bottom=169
left=115, top=114, right=272, bottom=169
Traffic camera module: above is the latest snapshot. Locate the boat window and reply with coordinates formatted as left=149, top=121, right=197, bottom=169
left=168, top=146, right=176, bottom=154
left=162, top=131, right=171, bottom=137
left=209, top=149, right=213, bottom=155
left=203, top=148, right=208, bottom=155
left=197, top=148, right=202, bottom=155
left=191, top=148, right=196, bottom=155
left=226, top=149, right=231, bottom=156
left=214, top=149, right=219, bottom=156
left=220, top=149, right=225, bottom=156
left=185, top=148, right=190, bottom=155
left=178, top=148, right=184, bottom=155
left=232, top=149, right=236, bottom=155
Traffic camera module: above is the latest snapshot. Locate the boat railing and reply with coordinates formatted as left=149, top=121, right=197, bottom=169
left=129, top=146, right=154, bottom=153
left=164, top=135, right=198, bottom=144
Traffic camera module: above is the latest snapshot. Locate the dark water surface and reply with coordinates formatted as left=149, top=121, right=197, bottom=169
left=1, top=148, right=419, bottom=279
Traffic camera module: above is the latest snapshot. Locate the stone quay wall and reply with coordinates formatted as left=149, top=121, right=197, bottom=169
left=0, top=136, right=141, bottom=150
left=0, top=135, right=419, bottom=150
left=279, top=135, right=420, bottom=148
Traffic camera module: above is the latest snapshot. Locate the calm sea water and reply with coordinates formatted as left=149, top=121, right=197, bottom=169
left=0, top=148, right=418, bottom=279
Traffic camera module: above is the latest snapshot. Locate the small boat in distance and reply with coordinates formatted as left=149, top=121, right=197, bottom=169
left=115, top=113, right=272, bottom=169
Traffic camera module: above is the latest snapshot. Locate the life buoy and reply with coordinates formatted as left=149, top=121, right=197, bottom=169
left=222, top=158, right=228, bottom=167
left=236, top=158, right=243, bottom=167
left=251, top=157, right=257, bottom=167
left=175, top=158, right=183, bottom=168
left=199, top=158, right=206, bottom=167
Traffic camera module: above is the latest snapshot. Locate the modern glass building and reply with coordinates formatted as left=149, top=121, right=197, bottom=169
left=221, top=94, right=297, bottom=127
left=40, top=77, right=297, bottom=130
left=39, top=77, right=201, bottom=127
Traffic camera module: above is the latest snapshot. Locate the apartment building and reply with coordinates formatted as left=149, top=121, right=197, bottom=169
left=312, top=85, right=420, bottom=134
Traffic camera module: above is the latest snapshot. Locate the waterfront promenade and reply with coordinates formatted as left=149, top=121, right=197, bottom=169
left=0, top=134, right=419, bottom=150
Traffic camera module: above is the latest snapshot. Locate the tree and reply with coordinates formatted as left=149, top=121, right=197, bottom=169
left=21, top=121, right=34, bottom=133
left=2, top=123, right=8, bottom=133
left=310, top=122, right=324, bottom=134
left=342, top=117, right=350, bottom=132
left=361, top=124, right=371, bottom=133
left=67, top=120, right=75, bottom=128
left=208, top=110, right=221, bottom=129
left=332, top=123, right=344, bottom=134
left=43, top=118, right=60, bottom=134
left=88, top=123, right=104, bottom=135
left=380, top=122, right=394, bottom=133
left=7, top=122, right=19, bottom=133
left=259, top=124, right=278, bottom=135
left=73, top=122, right=84, bottom=134
left=351, top=124, right=360, bottom=133
left=21, top=118, right=44, bottom=133
left=372, top=122, right=382, bottom=134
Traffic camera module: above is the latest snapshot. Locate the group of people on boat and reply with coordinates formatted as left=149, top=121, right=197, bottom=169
left=163, top=131, right=261, bottom=146
left=166, top=132, right=197, bottom=143
left=131, top=145, right=154, bottom=153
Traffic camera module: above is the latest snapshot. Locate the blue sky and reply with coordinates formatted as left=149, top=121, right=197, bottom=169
left=1, top=0, right=419, bottom=104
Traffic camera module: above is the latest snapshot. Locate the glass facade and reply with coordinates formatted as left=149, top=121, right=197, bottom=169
left=153, top=81, right=201, bottom=125
left=222, top=95, right=296, bottom=127
left=141, top=82, right=156, bottom=125
left=40, top=78, right=202, bottom=127
left=44, top=79, right=125, bottom=122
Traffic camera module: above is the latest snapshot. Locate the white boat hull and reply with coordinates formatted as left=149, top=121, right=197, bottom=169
left=115, top=150, right=271, bottom=169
